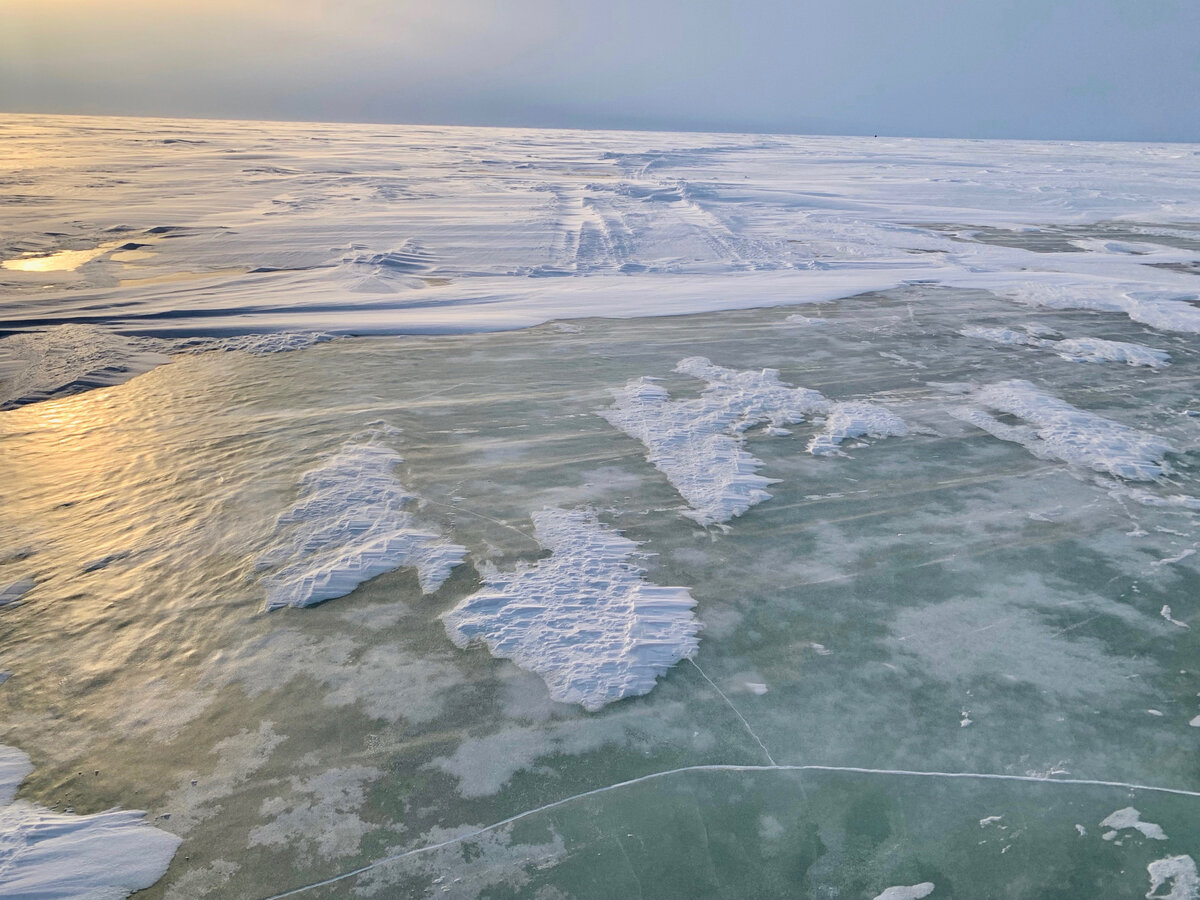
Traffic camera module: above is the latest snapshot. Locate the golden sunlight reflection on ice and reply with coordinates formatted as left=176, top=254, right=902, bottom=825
left=1, top=244, right=117, bottom=273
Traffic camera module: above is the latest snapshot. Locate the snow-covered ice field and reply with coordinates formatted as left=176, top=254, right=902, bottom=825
left=2, top=114, right=1200, bottom=898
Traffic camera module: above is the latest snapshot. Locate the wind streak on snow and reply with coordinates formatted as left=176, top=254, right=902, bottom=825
left=0, top=744, right=180, bottom=898
left=600, top=357, right=905, bottom=524
left=258, top=433, right=466, bottom=610
left=442, top=507, right=699, bottom=711
left=260, top=763, right=1200, bottom=900
left=951, top=379, right=1175, bottom=481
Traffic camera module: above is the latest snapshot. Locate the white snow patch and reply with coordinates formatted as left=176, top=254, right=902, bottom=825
left=873, top=884, right=935, bottom=900
left=1147, top=855, right=1199, bottom=900
left=979, top=815, right=1003, bottom=827
left=807, top=400, right=909, bottom=456
left=1101, top=806, right=1168, bottom=840
left=0, top=743, right=180, bottom=898
left=442, top=507, right=699, bottom=711
left=952, top=379, right=1174, bottom=481
left=1161, top=606, right=1190, bottom=629
left=784, top=313, right=827, bottom=326
left=257, top=434, right=467, bottom=610
left=600, top=357, right=827, bottom=524
left=961, top=325, right=1043, bottom=346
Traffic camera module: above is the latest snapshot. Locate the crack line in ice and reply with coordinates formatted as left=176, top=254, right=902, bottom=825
left=259, top=764, right=1200, bottom=899
left=687, top=659, right=776, bottom=765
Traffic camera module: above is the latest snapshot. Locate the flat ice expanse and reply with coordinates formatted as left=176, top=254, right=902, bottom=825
left=2, top=115, right=1200, bottom=899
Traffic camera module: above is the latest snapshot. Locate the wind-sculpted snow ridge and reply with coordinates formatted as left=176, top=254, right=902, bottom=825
left=952, top=380, right=1175, bottom=481
left=601, top=358, right=906, bottom=523
left=0, top=744, right=180, bottom=898
left=961, top=325, right=1169, bottom=368
left=807, top=401, right=910, bottom=457
left=441, top=507, right=699, bottom=711
left=601, top=358, right=828, bottom=525
left=993, top=281, right=1200, bottom=335
left=0, top=323, right=171, bottom=409
left=163, top=331, right=336, bottom=356
left=258, top=435, right=467, bottom=610
left=1052, top=337, right=1170, bottom=368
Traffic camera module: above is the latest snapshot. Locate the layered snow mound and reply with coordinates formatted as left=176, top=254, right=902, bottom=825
left=807, top=401, right=909, bottom=457
left=961, top=325, right=1169, bottom=367
left=953, top=380, right=1174, bottom=481
left=1052, top=337, right=1170, bottom=368
left=258, top=436, right=467, bottom=610
left=1147, top=855, right=1198, bottom=900
left=0, top=744, right=180, bottom=899
left=0, top=324, right=171, bottom=409
left=600, top=357, right=828, bottom=525
left=442, top=508, right=699, bottom=711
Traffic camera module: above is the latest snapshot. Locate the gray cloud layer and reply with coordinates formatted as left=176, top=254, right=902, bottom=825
left=2, top=0, right=1198, bottom=140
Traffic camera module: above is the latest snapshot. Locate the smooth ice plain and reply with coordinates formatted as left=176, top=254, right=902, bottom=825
left=2, top=115, right=1200, bottom=898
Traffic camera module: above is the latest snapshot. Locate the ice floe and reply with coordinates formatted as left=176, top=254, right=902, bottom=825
left=1146, top=855, right=1198, bottom=900
left=601, top=357, right=905, bottom=524
left=257, top=434, right=467, bottom=610
left=951, top=379, right=1175, bottom=481
left=0, top=743, right=180, bottom=898
left=442, top=507, right=699, bottom=711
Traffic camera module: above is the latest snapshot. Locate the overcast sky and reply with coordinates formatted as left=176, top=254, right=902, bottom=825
left=2, top=0, right=1198, bottom=141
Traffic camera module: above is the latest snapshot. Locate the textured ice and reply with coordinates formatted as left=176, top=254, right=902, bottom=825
left=1101, top=807, right=1168, bottom=840
left=258, top=435, right=467, bottom=610
left=807, top=401, right=909, bottom=457
left=952, top=380, right=1175, bottom=481
left=1147, top=855, right=1199, bottom=900
left=873, top=884, right=936, bottom=900
left=0, top=744, right=180, bottom=898
left=442, top=508, right=699, bottom=711
left=600, top=357, right=828, bottom=524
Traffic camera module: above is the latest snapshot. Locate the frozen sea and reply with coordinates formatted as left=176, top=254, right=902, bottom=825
left=2, top=114, right=1200, bottom=898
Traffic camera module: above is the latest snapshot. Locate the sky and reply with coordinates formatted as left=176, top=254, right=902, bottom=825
left=2, top=0, right=1198, bottom=141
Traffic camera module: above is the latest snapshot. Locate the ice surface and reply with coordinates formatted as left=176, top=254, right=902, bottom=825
left=0, top=577, right=33, bottom=609
left=258, top=434, right=467, bottom=609
left=952, top=380, right=1175, bottom=480
left=0, top=743, right=180, bottom=899
left=442, top=508, right=699, bottom=711
left=600, top=358, right=828, bottom=524
left=1147, top=855, right=1199, bottom=900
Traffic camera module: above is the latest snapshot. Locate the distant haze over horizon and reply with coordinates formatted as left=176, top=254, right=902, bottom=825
left=3, top=0, right=1198, bottom=143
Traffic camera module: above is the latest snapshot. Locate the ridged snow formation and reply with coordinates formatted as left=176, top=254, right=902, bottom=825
left=952, top=379, right=1175, bottom=481
left=807, top=401, right=910, bottom=457
left=1052, top=337, right=1170, bottom=368
left=961, top=326, right=1169, bottom=368
left=442, top=508, right=699, bottom=711
left=0, top=744, right=180, bottom=898
left=600, top=357, right=829, bottom=525
left=259, top=437, right=467, bottom=610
